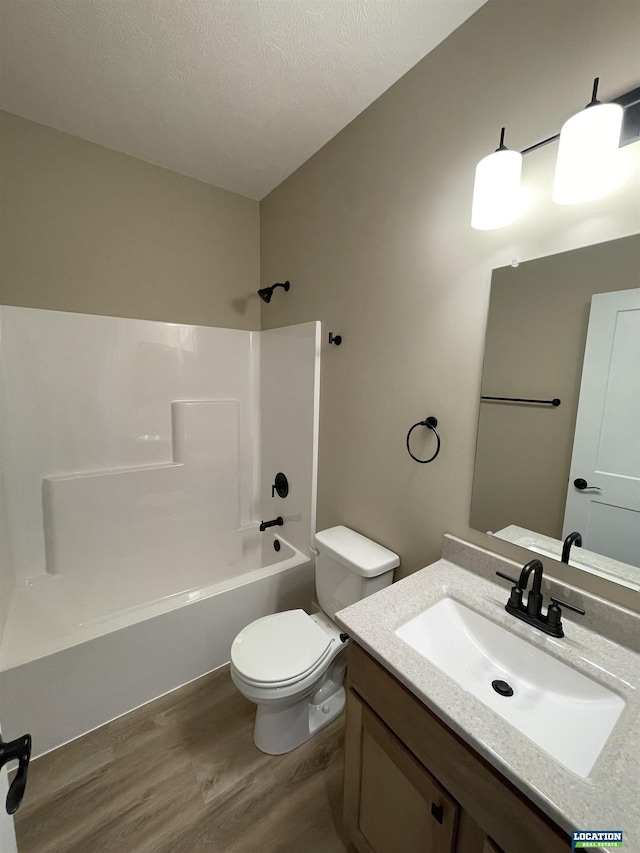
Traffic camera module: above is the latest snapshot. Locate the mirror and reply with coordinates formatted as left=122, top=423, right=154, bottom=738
left=470, top=234, right=640, bottom=591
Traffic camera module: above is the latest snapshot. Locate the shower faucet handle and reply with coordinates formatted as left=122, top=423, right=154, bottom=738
left=271, top=472, right=289, bottom=499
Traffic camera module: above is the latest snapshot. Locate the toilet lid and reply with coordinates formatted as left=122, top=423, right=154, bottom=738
left=231, top=610, right=332, bottom=684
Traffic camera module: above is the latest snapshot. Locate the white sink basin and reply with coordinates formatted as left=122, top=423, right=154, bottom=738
left=395, top=597, right=625, bottom=777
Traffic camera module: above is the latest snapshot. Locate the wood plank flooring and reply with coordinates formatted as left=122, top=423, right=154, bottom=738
left=14, top=666, right=354, bottom=853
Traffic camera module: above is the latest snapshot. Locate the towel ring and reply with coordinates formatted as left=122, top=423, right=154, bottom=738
left=406, top=416, right=441, bottom=464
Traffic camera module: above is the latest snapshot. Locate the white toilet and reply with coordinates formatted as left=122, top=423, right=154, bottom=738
left=230, top=525, right=399, bottom=754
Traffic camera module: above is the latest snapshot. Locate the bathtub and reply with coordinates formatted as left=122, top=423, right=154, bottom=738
left=0, top=532, right=314, bottom=758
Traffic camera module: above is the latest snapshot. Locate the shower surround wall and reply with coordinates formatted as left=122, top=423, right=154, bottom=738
left=259, top=323, right=321, bottom=557
left=0, top=306, right=320, bottom=755
left=1, top=307, right=259, bottom=586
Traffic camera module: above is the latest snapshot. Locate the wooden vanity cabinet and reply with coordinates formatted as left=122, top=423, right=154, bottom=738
left=354, top=697, right=458, bottom=853
left=344, top=643, right=568, bottom=853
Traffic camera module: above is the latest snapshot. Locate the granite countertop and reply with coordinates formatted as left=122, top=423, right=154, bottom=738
left=335, top=535, right=640, bottom=849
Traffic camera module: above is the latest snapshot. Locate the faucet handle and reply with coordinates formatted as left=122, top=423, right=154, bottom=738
left=496, top=571, right=519, bottom=585
left=546, top=597, right=585, bottom=635
left=549, top=597, right=586, bottom=616
left=496, top=572, right=523, bottom=609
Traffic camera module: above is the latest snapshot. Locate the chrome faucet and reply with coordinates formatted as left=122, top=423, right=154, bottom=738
left=496, top=559, right=585, bottom=638
left=562, top=531, right=582, bottom=564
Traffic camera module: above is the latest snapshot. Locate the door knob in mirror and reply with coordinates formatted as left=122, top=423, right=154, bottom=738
left=574, top=478, right=601, bottom=491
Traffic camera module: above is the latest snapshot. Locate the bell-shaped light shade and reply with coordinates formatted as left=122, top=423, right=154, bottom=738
left=552, top=102, right=623, bottom=204
left=471, top=149, right=523, bottom=230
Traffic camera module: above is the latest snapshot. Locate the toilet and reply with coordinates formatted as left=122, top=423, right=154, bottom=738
left=230, top=525, right=399, bottom=754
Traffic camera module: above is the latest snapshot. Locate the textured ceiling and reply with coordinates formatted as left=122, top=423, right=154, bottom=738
left=0, top=0, right=486, bottom=199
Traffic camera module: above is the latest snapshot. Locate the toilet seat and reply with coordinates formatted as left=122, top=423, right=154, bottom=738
left=231, top=609, right=335, bottom=688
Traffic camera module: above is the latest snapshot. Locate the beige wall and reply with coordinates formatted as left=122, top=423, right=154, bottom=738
left=260, top=0, right=640, bottom=604
left=471, top=234, right=639, bottom=538
left=0, top=111, right=260, bottom=329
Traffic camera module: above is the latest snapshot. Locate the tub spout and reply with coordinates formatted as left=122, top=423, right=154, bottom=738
left=259, top=517, right=283, bottom=532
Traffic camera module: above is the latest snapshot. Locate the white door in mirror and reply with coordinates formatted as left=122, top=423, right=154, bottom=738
left=563, top=288, right=640, bottom=567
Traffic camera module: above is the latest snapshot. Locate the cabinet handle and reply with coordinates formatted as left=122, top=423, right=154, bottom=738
left=431, top=802, right=444, bottom=824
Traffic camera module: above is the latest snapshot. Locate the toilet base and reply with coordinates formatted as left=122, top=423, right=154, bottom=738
left=253, top=686, right=346, bottom=755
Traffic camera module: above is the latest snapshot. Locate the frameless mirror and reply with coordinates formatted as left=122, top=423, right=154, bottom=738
left=470, top=234, right=640, bottom=592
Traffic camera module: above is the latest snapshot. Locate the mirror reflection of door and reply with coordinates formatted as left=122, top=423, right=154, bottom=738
left=469, top=234, right=640, bottom=590
left=564, top=289, right=640, bottom=567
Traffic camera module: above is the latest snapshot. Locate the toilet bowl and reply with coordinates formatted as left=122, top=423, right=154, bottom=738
left=231, top=609, right=347, bottom=754
left=230, top=526, right=399, bottom=754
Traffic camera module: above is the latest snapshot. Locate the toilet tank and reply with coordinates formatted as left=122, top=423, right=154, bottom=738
left=314, top=526, right=399, bottom=620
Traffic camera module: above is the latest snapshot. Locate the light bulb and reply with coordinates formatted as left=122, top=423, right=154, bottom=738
left=471, top=148, right=523, bottom=230
left=552, top=100, right=623, bottom=205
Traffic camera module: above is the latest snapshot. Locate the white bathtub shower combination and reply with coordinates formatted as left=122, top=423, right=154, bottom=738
left=0, top=307, right=320, bottom=756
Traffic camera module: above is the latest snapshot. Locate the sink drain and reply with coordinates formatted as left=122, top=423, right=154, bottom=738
left=492, top=679, right=514, bottom=697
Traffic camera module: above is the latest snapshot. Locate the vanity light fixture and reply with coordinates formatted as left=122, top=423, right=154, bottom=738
left=471, top=127, right=523, bottom=230
left=471, top=78, right=638, bottom=230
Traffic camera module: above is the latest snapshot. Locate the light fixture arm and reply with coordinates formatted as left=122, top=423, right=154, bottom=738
left=588, top=76, right=600, bottom=108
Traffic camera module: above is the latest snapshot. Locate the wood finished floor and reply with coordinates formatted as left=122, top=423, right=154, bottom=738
left=14, top=666, right=354, bottom=853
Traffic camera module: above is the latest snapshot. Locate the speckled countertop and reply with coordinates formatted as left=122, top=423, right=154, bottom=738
left=335, top=535, right=640, bottom=849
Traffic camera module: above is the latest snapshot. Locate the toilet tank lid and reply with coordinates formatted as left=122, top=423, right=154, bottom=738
left=314, top=526, right=399, bottom=577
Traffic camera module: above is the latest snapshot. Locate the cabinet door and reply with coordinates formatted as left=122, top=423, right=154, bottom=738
left=345, top=691, right=457, bottom=853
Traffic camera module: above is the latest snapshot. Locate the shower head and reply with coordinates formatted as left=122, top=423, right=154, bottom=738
left=258, top=281, right=290, bottom=303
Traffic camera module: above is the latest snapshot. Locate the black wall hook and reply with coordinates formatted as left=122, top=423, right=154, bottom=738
left=406, top=416, right=441, bottom=464
left=328, top=333, right=342, bottom=345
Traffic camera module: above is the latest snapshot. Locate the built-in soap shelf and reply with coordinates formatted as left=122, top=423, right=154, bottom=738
left=42, top=400, right=240, bottom=575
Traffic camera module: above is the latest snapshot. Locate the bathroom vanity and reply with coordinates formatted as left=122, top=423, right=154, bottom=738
left=344, top=643, right=564, bottom=852
left=336, top=536, right=640, bottom=853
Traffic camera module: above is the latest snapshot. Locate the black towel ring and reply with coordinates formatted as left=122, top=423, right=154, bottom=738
left=406, top=416, right=441, bottom=464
